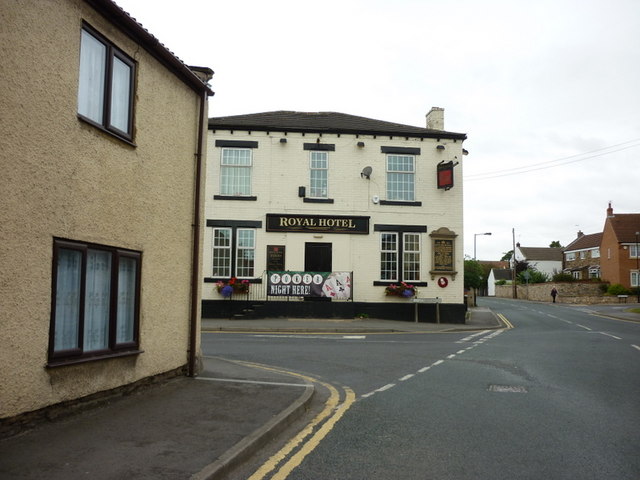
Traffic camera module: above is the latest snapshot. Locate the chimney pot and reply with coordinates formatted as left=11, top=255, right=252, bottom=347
left=426, top=107, right=445, bottom=131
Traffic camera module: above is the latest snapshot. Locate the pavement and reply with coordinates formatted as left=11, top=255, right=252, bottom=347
left=1, top=303, right=637, bottom=479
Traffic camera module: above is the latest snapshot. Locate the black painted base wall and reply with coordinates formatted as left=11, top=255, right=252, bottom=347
left=202, top=300, right=467, bottom=324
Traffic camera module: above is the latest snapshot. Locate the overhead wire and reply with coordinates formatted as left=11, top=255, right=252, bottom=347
left=464, top=138, right=640, bottom=181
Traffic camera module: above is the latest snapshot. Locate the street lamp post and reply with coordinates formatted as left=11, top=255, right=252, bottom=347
left=474, top=232, right=492, bottom=260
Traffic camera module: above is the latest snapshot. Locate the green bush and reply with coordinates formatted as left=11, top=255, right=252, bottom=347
left=599, top=283, right=610, bottom=293
left=552, top=272, right=574, bottom=282
left=607, top=283, right=631, bottom=296
left=495, top=279, right=507, bottom=286
left=517, top=268, right=549, bottom=284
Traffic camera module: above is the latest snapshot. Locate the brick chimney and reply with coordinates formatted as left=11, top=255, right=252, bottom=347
left=426, top=107, right=444, bottom=131
left=607, top=201, right=614, bottom=218
left=577, top=230, right=584, bottom=237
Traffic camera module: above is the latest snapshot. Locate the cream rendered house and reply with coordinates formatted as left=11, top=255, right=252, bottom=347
left=202, top=109, right=468, bottom=323
left=0, top=0, right=212, bottom=424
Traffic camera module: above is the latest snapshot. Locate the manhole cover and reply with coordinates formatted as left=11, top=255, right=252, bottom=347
left=488, top=384, right=528, bottom=393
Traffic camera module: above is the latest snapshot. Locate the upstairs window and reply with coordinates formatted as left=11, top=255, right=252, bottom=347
left=78, top=25, right=135, bottom=141
left=309, top=151, right=328, bottom=198
left=386, top=155, right=415, bottom=201
left=220, top=148, right=252, bottom=196
left=565, top=252, right=576, bottom=261
left=592, top=248, right=600, bottom=258
left=630, top=245, right=639, bottom=259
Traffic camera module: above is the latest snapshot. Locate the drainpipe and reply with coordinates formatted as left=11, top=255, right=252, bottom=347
left=188, top=90, right=207, bottom=377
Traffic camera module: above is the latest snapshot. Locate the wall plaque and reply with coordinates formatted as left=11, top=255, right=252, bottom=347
left=430, top=227, right=458, bottom=279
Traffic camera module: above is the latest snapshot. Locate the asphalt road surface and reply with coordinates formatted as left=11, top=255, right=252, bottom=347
left=201, top=297, right=640, bottom=479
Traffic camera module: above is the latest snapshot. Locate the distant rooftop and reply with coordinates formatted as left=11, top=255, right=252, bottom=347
left=517, top=246, right=564, bottom=262
left=208, top=111, right=467, bottom=140
left=564, top=232, right=603, bottom=252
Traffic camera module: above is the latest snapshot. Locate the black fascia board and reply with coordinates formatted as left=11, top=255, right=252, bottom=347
left=207, top=123, right=467, bottom=141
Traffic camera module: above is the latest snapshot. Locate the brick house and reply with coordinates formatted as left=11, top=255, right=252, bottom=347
left=202, top=109, right=469, bottom=322
left=563, top=231, right=603, bottom=280
left=600, top=203, right=640, bottom=289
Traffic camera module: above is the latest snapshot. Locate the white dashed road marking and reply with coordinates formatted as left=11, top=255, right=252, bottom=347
left=361, top=329, right=506, bottom=399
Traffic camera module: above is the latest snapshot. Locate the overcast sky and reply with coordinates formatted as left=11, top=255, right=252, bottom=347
left=116, top=0, right=640, bottom=261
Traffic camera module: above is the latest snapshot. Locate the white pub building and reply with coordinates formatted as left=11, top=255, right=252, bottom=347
left=202, top=109, right=468, bottom=323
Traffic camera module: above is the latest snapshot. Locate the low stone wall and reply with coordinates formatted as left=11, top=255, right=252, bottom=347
left=494, top=282, right=623, bottom=304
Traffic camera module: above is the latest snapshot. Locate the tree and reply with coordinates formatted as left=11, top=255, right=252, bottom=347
left=501, top=250, right=513, bottom=262
left=549, top=241, right=563, bottom=248
left=464, top=259, right=484, bottom=289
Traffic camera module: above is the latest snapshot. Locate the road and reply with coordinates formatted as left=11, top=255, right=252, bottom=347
left=201, top=298, right=640, bottom=479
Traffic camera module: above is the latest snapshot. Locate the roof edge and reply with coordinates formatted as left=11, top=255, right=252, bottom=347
left=85, top=0, right=214, bottom=96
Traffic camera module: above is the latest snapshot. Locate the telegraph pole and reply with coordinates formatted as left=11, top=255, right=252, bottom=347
left=512, top=228, right=517, bottom=299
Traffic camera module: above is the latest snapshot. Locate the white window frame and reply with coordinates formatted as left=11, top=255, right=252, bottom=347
left=212, top=227, right=256, bottom=278
left=630, top=244, right=639, bottom=259
left=235, top=229, right=256, bottom=278
left=78, top=25, right=135, bottom=140
left=631, top=271, right=639, bottom=287
left=380, top=233, right=398, bottom=281
left=212, top=228, right=232, bottom=277
left=572, top=271, right=581, bottom=279
left=566, top=252, right=576, bottom=261
left=309, top=151, right=328, bottom=198
left=220, top=148, right=252, bottom=196
left=592, top=248, right=600, bottom=258
left=386, top=155, right=415, bottom=201
left=402, top=233, right=421, bottom=282
left=579, top=251, right=586, bottom=259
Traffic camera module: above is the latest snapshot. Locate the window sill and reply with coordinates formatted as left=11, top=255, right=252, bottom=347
left=204, top=277, right=262, bottom=283
left=379, top=200, right=422, bottom=207
left=47, top=349, right=143, bottom=368
left=303, top=198, right=334, bottom=204
left=78, top=115, right=136, bottom=147
left=373, top=281, right=428, bottom=287
left=214, top=195, right=258, bottom=201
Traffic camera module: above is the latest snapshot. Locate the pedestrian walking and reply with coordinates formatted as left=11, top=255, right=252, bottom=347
left=551, top=287, right=558, bottom=303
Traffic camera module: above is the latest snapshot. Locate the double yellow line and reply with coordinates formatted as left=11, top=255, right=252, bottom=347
left=497, top=313, right=514, bottom=329
left=233, top=361, right=355, bottom=480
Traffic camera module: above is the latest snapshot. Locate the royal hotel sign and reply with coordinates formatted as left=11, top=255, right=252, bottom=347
left=266, top=214, right=370, bottom=235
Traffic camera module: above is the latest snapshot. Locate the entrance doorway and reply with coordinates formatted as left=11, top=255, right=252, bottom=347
left=305, top=243, right=332, bottom=301
left=305, top=242, right=332, bottom=272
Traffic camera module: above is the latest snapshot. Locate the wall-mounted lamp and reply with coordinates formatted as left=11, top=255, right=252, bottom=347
left=280, top=138, right=287, bottom=143
left=357, top=141, right=365, bottom=148
left=436, top=144, right=445, bottom=150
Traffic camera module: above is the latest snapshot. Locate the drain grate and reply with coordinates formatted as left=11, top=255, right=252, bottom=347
left=488, top=384, right=528, bottom=393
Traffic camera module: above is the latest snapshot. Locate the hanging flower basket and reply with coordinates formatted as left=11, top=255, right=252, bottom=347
left=384, top=282, right=417, bottom=298
left=216, top=277, right=250, bottom=297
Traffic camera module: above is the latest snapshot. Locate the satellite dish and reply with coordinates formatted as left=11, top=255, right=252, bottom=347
left=361, top=166, right=372, bottom=179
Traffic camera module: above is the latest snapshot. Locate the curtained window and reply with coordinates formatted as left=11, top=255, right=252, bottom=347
left=50, top=239, right=140, bottom=364
left=78, top=24, right=135, bottom=140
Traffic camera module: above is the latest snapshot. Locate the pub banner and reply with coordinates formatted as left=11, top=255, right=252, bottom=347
left=267, top=271, right=352, bottom=299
